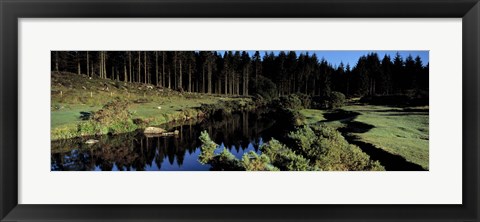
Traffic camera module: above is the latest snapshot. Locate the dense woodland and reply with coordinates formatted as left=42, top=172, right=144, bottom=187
left=52, top=51, right=429, bottom=98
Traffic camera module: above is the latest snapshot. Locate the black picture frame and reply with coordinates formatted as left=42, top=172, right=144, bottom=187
left=1, top=0, right=479, bottom=221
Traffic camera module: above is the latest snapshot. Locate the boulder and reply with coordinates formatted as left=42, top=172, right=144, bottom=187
left=85, top=139, right=99, bottom=144
left=144, top=127, right=166, bottom=134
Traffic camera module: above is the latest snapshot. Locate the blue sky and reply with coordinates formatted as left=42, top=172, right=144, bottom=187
left=216, top=50, right=429, bottom=68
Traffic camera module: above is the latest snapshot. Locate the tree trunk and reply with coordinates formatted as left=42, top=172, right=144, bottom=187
left=55, top=52, right=59, bottom=72
left=179, top=60, right=182, bottom=90
left=207, top=63, right=212, bottom=94
left=312, top=78, right=316, bottom=96
left=124, top=60, right=127, bottom=82
left=128, top=52, right=132, bottom=82
left=103, top=52, right=107, bottom=79
left=202, top=66, right=206, bottom=93
left=174, top=52, right=177, bottom=89
left=99, top=52, right=102, bottom=78
left=77, top=52, right=81, bottom=75
left=255, top=64, right=258, bottom=88
left=245, top=67, right=249, bottom=95
left=155, top=51, right=159, bottom=86
left=168, top=69, right=171, bottom=89
left=230, top=71, right=233, bottom=95
left=86, top=51, right=89, bottom=77
left=138, top=51, right=141, bottom=83
left=224, top=71, right=228, bottom=95
left=188, top=63, right=192, bottom=92
left=162, top=52, right=165, bottom=87
left=144, top=52, right=147, bottom=84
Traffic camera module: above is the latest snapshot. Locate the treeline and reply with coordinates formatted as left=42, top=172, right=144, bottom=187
left=52, top=51, right=428, bottom=98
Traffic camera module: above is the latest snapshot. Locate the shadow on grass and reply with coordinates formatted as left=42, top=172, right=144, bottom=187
left=322, top=109, right=426, bottom=171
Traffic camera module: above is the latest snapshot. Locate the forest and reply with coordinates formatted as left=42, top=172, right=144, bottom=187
left=51, top=50, right=429, bottom=171
left=51, top=51, right=428, bottom=98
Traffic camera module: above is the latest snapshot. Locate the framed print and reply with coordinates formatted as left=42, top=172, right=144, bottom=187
left=1, top=0, right=479, bottom=221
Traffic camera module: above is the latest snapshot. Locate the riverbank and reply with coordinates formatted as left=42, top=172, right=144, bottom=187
left=300, top=105, right=429, bottom=170
left=51, top=72, right=254, bottom=140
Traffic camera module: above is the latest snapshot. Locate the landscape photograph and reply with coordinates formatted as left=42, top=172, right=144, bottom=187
left=50, top=50, right=429, bottom=171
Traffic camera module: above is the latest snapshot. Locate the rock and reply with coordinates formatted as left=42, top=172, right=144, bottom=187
left=145, top=130, right=180, bottom=138
left=85, top=139, right=99, bottom=144
left=144, top=127, right=166, bottom=134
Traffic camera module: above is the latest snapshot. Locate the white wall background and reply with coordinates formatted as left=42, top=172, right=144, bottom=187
left=18, top=18, right=462, bottom=204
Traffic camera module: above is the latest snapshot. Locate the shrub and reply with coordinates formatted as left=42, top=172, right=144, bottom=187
left=312, top=91, right=346, bottom=109
left=77, top=98, right=138, bottom=136
left=295, top=93, right=312, bottom=108
left=198, top=131, right=218, bottom=164
left=288, top=125, right=384, bottom=171
left=51, top=126, right=79, bottom=140
left=271, top=94, right=311, bottom=110
left=272, top=95, right=302, bottom=110
left=288, top=125, right=317, bottom=156
left=198, top=132, right=245, bottom=170
left=329, top=92, right=346, bottom=109
left=261, top=139, right=312, bottom=171
left=252, top=76, right=278, bottom=100
left=212, top=148, right=244, bottom=170
left=241, top=151, right=279, bottom=171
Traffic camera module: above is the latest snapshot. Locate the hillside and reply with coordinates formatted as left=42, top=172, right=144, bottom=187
left=51, top=72, right=250, bottom=140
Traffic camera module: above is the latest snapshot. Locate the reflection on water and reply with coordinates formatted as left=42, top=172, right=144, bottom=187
left=51, top=110, right=281, bottom=171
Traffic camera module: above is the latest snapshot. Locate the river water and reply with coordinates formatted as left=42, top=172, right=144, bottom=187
left=51, top=110, right=284, bottom=171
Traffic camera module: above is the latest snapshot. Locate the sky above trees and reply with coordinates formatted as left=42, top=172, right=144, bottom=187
left=216, top=50, right=429, bottom=68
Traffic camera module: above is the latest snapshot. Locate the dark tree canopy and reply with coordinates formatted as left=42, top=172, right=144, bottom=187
left=51, top=51, right=429, bottom=98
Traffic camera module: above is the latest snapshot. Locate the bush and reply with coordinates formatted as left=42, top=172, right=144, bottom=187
left=197, top=125, right=384, bottom=171
left=288, top=125, right=384, bottom=171
left=199, top=99, right=255, bottom=118
left=198, top=131, right=218, bottom=164
left=270, top=108, right=305, bottom=131
left=198, top=132, right=245, bottom=170
left=213, top=148, right=244, bottom=170
left=252, top=76, right=277, bottom=100
left=272, top=95, right=302, bottom=110
left=261, top=139, right=312, bottom=171
left=329, top=92, right=346, bottom=109
left=77, top=98, right=138, bottom=136
left=312, top=91, right=346, bottom=109
left=241, top=151, right=279, bottom=171
left=295, top=93, right=312, bottom=108
left=271, top=93, right=311, bottom=110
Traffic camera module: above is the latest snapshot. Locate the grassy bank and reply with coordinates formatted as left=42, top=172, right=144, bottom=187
left=301, top=105, right=429, bottom=170
left=51, top=72, right=252, bottom=140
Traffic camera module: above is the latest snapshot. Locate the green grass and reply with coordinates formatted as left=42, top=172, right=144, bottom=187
left=299, top=109, right=326, bottom=125
left=300, top=105, right=429, bottom=170
left=50, top=72, right=249, bottom=140
left=343, top=105, right=429, bottom=170
left=51, top=104, right=100, bottom=128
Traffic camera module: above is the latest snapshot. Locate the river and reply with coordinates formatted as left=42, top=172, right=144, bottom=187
left=51, top=110, right=285, bottom=171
